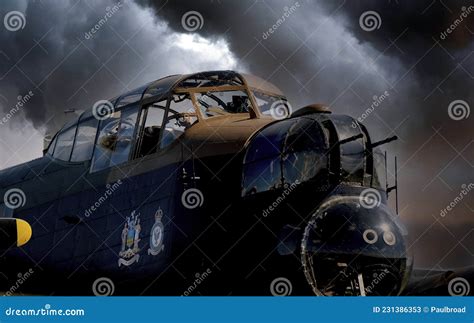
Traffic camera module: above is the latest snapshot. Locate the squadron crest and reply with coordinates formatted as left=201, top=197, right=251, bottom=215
left=118, top=210, right=141, bottom=267
left=148, top=207, right=165, bottom=256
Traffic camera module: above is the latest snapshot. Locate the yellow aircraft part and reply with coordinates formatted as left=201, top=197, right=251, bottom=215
left=0, top=218, right=32, bottom=248
left=16, top=219, right=32, bottom=247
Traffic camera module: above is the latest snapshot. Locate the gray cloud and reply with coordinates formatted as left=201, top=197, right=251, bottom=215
left=0, top=0, right=238, bottom=167
left=0, top=0, right=237, bottom=132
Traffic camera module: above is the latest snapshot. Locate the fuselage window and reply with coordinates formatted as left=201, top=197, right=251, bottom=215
left=110, top=107, right=138, bottom=167
left=136, top=104, right=166, bottom=157
left=90, top=105, right=139, bottom=172
left=70, top=117, right=99, bottom=162
left=53, top=125, right=77, bottom=161
left=161, top=95, right=197, bottom=149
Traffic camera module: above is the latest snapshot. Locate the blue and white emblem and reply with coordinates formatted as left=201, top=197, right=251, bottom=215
left=148, top=207, right=165, bottom=256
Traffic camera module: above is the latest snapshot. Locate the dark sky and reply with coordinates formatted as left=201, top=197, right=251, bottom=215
left=0, top=0, right=472, bottom=269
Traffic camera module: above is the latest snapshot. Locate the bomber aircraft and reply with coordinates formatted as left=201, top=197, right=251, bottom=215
left=0, top=71, right=471, bottom=296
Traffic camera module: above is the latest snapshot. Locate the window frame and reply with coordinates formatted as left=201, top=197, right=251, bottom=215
left=89, top=102, right=141, bottom=173
left=175, top=85, right=259, bottom=120
left=70, top=114, right=99, bottom=163
left=131, top=98, right=169, bottom=160
left=193, top=89, right=253, bottom=118
left=131, top=92, right=198, bottom=160
left=46, top=133, right=58, bottom=156
left=48, top=112, right=102, bottom=164
left=52, top=123, right=79, bottom=162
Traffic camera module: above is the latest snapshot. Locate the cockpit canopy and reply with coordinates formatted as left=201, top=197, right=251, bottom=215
left=46, top=71, right=288, bottom=173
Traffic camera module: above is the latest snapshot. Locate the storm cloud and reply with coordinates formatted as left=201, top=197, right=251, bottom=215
left=0, top=0, right=238, bottom=158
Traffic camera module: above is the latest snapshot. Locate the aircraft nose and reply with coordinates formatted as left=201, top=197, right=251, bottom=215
left=301, top=195, right=411, bottom=296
